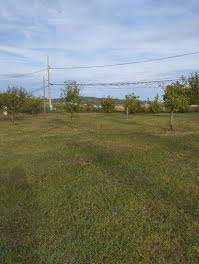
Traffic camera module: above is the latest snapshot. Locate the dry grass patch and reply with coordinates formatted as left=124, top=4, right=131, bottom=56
left=66, top=156, right=92, bottom=165
left=146, top=127, right=199, bottom=136
left=47, top=126, right=80, bottom=133
left=81, top=139, right=152, bottom=154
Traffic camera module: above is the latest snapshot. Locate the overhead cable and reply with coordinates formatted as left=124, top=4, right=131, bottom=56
left=0, top=68, right=47, bottom=80
left=51, top=51, right=199, bottom=70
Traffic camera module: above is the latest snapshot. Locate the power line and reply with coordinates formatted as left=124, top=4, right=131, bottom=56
left=81, top=87, right=162, bottom=90
left=50, top=77, right=180, bottom=88
left=31, top=88, right=42, bottom=93
left=29, top=87, right=43, bottom=93
left=0, top=68, right=47, bottom=80
left=28, top=84, right=48, bottom=94
left=0, top=51, right=198, bottom=81
left=51, top=51, right=199, bottom=70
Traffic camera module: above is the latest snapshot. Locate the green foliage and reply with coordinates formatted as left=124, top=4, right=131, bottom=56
left=65, top=103, right=79, bottom=115
left=163, top=80, right=191, bottom=130
left=1, top=87, right=28, bottom=122
left=163, top=81, right=190, bottom=112
left=101, top=96, right=116, bottom=113
left=25, top=96, right=43, bottom=114
left=187, top=72, right=199, bottom=104
left=0, top=92, right=3, bottom=111
left=150, top=94, right=162, bottom=114
left=61, top=81, right=80, bottom=119
left=84, top=103, right=94, bottom=112
left=124, top=93, right=139, bottom=113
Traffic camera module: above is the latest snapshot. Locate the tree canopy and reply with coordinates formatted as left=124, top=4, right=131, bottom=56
left=163, top=81, right=190, bottom=112
left=163, top=81, right=190, bottom=130
left=150, top=94, right=162, bottom=114
left=25, top=96, right=43, bottom=114
left=61, top=81, right=81, bottom=120
left=124, top=93, right=139, bottom=113
left=187, top=73, right=199, bottom=104
left=101, top=96, right=116, bottom=113
left=1, top=87, right=28, bottom=122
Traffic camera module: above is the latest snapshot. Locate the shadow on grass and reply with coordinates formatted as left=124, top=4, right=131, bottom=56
left=0, top=167, right=38, bottom=263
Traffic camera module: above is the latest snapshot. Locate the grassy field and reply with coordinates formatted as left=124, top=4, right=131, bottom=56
left=0, top=112, right=199, bottom=264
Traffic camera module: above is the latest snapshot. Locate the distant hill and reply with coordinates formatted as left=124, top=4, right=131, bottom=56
left=52, top=96, right=125, bottom=105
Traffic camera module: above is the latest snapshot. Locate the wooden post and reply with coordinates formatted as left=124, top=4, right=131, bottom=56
left=47, top=56, right=52, bottom=111
left=169, top=109, right=174, bottom=131
left=126, top=106, right=129, bottom=119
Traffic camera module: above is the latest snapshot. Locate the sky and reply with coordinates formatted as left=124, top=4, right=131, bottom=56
left=0, top=0, right=199, bottom=100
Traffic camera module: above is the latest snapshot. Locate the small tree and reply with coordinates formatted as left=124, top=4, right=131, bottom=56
left=61, top=81, right=80, bottom=120
left=124, top=93, right=139, bottom=113
left=163, top=81, right=190, bottom=131
left=150, top=94, right=162, bottom=114
left=101, top=96, right=116, bottom=113
left=1, top=87, right=28, bottom=122
left=25, top=96, right=43, bottom=114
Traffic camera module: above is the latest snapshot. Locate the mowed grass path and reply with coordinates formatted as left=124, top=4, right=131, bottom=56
left=0, top=112, right=199, bottom=263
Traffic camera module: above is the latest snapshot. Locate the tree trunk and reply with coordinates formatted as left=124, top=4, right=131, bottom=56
left=70, top=112, right=74, bottom=121
left=126, top=107, right=129, bottom=119
left=11, top=112, right=14, bottom=123
left=169, top=109, right=174, bottom=131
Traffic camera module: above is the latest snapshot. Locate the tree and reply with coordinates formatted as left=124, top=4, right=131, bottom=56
left=150, top=94, right=162, bottom=114
left=163, top=81, right=190, bottom=131
left=25, top=96, right=43, bottom=114
left=187, top=73, right=199, bottom=104
left=0, top=92, right=3, bottom=111
left=101, top=96, right=116, bottom=113
left=61, top=81, right=80, bottom=120
left=124, top=93, right=139, bottom=113
left=1, top=87, right=28, bottom=122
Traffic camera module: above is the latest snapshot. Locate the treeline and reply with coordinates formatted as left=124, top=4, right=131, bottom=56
left=1, top=73, right=199, bottom=130
left=0, top=87, right=43, bottom=122
left=60, top=74, right=199, bottom=130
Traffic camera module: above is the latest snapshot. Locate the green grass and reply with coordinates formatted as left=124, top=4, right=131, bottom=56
left=0, top=112, right=199, bottom=263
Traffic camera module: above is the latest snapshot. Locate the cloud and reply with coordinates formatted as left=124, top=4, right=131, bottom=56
left=0, top=0, right=199, bottom=99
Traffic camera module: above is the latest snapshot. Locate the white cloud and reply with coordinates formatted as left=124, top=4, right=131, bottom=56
left=0, top=0, right=199, bottom=99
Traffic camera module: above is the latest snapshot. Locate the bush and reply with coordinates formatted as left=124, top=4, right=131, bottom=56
left=124, top=93, right=139, bottom=113
left=101, top=96, right=116, bottom=113
left=24, top=96, right=43, bottom=114
left=150, top=94, right=162, bottom=114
